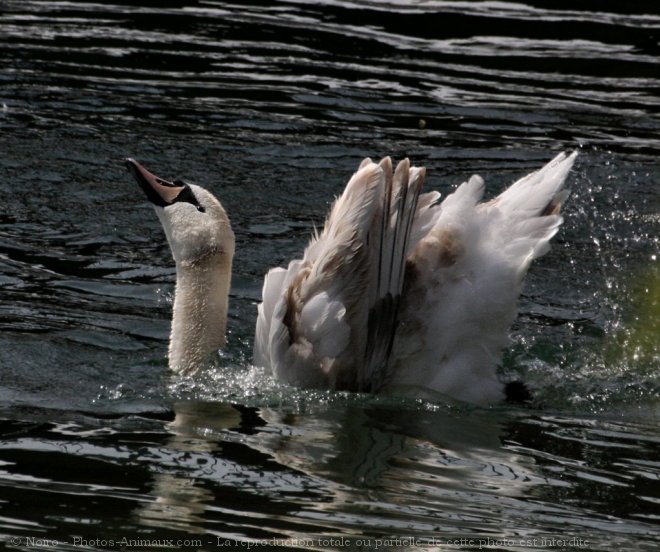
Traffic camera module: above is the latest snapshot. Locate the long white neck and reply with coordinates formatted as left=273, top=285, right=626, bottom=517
left=169, top=250, right=233, bottom=375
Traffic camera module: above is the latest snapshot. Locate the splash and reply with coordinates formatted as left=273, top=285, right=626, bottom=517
left=507, top=157, right=659, bottom=414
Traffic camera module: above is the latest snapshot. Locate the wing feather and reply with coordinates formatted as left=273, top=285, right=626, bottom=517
left=254, top=158, right=425, bottom=392
left=389, top=151, right=578, bottom=403
left=254, top=151, right=577, bottom=404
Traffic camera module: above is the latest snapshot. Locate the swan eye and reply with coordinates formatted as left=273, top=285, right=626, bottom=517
left=173, top=185, right=206, bottom=213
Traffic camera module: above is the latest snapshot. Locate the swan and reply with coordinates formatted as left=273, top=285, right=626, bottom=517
left=126, top=151, right=577, bottom=404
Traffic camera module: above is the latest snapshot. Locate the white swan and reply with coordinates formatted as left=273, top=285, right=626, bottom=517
left=126, top=151, right=577, bottom=404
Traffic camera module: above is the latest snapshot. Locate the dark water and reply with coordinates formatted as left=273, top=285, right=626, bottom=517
left=1, top=1, right=659, bottom=550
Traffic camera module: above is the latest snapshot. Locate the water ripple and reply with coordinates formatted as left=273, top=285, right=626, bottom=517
left=1, top=1, right=658, bottom=549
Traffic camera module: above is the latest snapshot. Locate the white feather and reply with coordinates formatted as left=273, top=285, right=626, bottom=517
left=299, top=291, right=350, bottom=358
left=250, top=151, right=578, bottom=403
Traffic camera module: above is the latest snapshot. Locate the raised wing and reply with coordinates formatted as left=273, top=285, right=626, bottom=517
left=253, top=158, right=425, bottom=391
left=389, top=151, right=578, bottom=403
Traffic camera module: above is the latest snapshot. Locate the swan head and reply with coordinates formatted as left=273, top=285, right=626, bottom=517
left=125, top=158, right=234, bottom=265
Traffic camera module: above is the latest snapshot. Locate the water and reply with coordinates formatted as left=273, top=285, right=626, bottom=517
left=0, top=1, right=659, bottom=550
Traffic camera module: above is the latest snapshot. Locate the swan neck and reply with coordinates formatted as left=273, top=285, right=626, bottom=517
left=169, top=250, right=233, bottom=375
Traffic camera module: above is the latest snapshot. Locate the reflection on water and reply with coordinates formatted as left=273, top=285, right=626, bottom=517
left=0, top=0, right=658, bottom=550
left=136, top=402, right=240, bottom=534
left=3, top=397, right=654, bottom=549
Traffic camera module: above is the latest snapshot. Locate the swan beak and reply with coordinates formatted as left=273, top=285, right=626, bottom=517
left=125, top=158, right=185, bottom=207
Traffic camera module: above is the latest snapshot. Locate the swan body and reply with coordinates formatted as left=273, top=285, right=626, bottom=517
left=254, top=151, right=577, bottom=403
left=127, top=152, right=577, bottom=404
